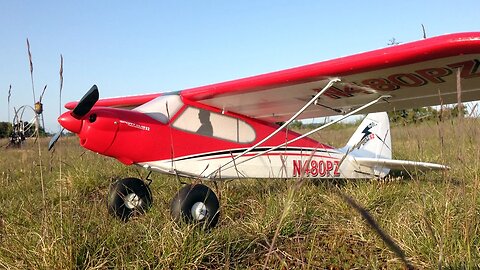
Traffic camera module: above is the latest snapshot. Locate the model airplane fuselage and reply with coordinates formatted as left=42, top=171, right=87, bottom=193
left=59, top=94, right=345, bottom=179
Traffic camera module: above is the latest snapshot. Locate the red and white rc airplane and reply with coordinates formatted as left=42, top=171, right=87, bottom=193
left=49, top=32, right=480, bottom=227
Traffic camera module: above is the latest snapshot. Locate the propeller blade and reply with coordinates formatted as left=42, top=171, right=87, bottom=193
left=48, top=128, right=64, bottom=151
left=72, top=85, right=99, bottom=119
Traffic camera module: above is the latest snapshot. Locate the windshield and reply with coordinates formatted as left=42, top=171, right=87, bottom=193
left=133, top=95, right=183, bottom=124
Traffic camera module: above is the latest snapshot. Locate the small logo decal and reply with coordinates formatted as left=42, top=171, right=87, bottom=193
left=119, top=120, right=150, bottom=131
left=358, top=122, right=376, bottom=147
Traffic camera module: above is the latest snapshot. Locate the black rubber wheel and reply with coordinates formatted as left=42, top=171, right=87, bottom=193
left=170, top=184, right=220, bottom=228
left=107, top=177, right=152, bottom=221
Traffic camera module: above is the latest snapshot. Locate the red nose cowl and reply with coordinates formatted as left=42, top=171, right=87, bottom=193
left=58, top=112, right=82, bottom=133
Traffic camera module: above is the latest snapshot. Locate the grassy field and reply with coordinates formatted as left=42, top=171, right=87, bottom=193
left=0, top=118, right=479, bottom=269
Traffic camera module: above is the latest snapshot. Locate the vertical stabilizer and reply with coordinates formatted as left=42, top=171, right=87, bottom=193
left=339, top=112, right=448, bottom=178
left=344, top=112, right=392, bottom=160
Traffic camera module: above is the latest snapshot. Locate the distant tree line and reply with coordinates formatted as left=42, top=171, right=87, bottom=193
left=0, top=122, right=13, bottom=138
left=0, top=121, right=48, bottom=138
left=288, top=119, right=360, bottom=130
left=286, top=105, right=469, bottom=129
left=387, top=105, right=467, bottom=125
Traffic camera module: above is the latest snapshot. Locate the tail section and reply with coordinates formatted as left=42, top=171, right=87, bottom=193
left=339, top=112, right=448, bottom=178
left=344, top=112, right=392, bottom=160
left=338, top=112, right=392, bottom=178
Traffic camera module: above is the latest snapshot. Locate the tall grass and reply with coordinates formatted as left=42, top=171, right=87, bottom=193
left=0, top=117, right=479, bottom=268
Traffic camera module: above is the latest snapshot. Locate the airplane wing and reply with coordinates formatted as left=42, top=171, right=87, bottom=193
left=65, top=93, right=162, bottom=110
left=181, top=32, right=480, bottom=122
left=66, top=32, right=480, bottom=122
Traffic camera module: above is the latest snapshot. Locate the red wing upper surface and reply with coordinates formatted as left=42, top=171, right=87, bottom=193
left=66, top=32, right=480, bottom=122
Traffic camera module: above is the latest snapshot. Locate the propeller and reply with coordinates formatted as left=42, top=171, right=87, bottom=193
left=48, top=131, right=62, bottom=151
left=72, top=85, right=99, bottom=119
left=48, top=85, right=99, bottom=151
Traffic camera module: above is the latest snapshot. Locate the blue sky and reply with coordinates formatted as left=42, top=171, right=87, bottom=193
left=1, top=1, right=479, bottom=131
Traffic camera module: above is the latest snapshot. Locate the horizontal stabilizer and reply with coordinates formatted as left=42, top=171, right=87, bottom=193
left=355, top=157, right=449, bottom=172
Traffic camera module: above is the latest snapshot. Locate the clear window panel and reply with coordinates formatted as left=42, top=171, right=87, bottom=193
left=173, top=107, right=256, bottom=143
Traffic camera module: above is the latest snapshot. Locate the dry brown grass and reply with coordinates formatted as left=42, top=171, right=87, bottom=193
left=0, top=117, right=479, bottom=268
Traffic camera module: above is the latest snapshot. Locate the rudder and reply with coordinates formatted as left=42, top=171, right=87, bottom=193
left=344, top=112, right=392, bottom=160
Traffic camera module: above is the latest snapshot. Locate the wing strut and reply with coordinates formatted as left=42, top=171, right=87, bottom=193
left=209, top=94, right=391, bottom=177
left=210, top=78, right=340, bottom=177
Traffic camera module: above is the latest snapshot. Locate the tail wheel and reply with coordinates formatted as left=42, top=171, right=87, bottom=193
left=107, top=177, right=152, bottom=221
left=170, top=184, right=220, bottom=228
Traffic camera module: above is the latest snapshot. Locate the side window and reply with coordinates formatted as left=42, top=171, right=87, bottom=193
left=172, top=107, right=256, bottom=143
